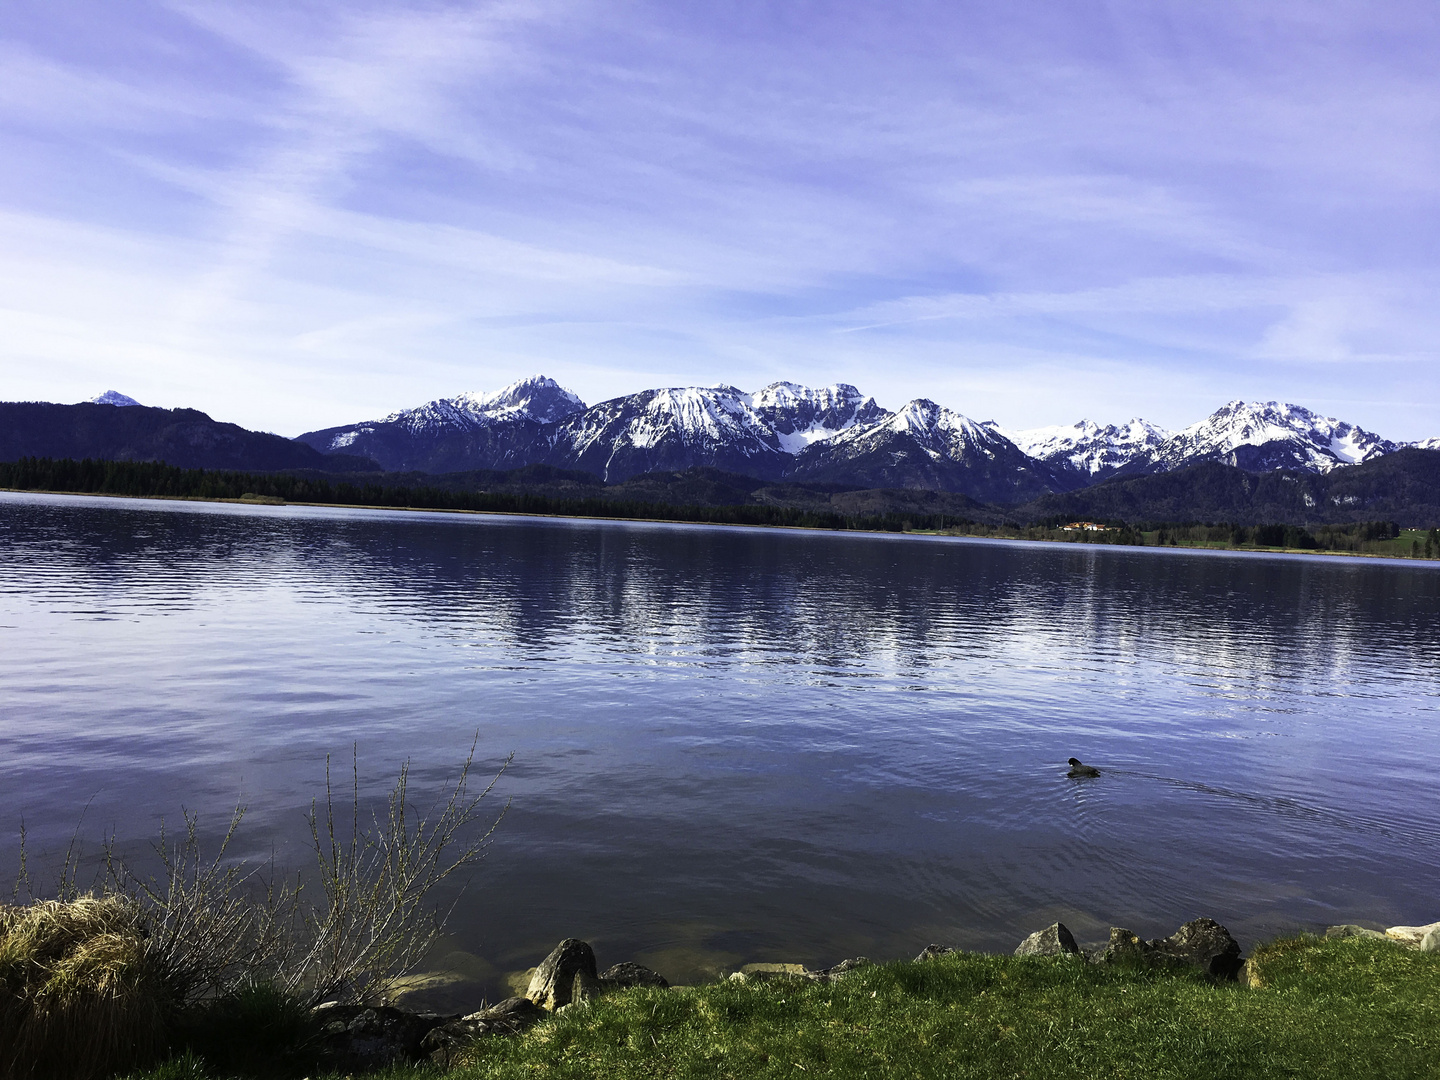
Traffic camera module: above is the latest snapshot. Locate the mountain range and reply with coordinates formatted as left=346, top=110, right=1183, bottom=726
left=296, top=375, right=1426, bottom=495
left=2, top=380, right=1436, bottom=518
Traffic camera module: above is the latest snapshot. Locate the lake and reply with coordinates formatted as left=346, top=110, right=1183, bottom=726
left=2, top=491, right=1438, bottom=997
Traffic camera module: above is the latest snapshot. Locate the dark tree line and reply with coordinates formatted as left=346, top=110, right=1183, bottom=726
left=5, top=458, right=1437, bottom=556
left=0, top=457, right=976, bottom=535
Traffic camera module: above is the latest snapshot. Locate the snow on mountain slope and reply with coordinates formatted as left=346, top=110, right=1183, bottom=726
left=790, top=398, right=1067, bottom=501
left=822, top=399, right=1003, bottom=461
left=563, top=385, right=772, bottom=453
left=301, top=375, right=584, bottom=459
left=992, top=418, right=1172, bottom=476
left=751, top=382, right=890, bottom=453
left=443, top=376, right=587, bottom=425
left=547, top=381, right=893, bottom=480
left=1151, top=400, right=1396, bottom=474
left=551, top=385, right=785, bottom=480
left=380, top=375, right=586, bottom=435
left=89, top=391, right=141, bottom=406
left=296, top=378, right=1414, bottom=494
left=1406, top=437, right=1440, bottom=451
left=295, top=375, right=583, bottom=469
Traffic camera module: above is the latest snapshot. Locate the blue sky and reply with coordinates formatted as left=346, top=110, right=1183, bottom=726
left=3, top=1, right=1438, bottom=438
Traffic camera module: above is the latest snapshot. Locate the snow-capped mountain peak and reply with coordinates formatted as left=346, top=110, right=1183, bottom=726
left=629, top=386, right=772, bottom=450
left=1154, top=400, right=1396, bottom=473
left=452, top=375, right=587, bottom=425
left=89, top=390, right=141, bottom=407
left=381, top=375, right=586, bottom=433
left=751, top=381, right=890, bottom=452
left=554, top=380, right=893, bottom=476
left=826, top=399, right=1001, bottom=461
left=296, top=379, right=1419, bottom=494
left=992, top=417, right=1172, bottom=476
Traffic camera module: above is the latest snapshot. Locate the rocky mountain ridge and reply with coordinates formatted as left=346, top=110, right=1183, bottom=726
left=6, top=379, right=1435, bottom=507
left=296, top=377, right=1433, bottom=500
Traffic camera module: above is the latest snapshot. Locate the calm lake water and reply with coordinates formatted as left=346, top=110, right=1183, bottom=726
left=2, top=491, right=1438, bottom=996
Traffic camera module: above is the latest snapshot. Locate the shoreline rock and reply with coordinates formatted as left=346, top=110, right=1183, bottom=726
left=1384, top=921, right=1440, bottom=948
left=1325, top=924, right=1388, bottom=941
left=1014, top=922, right=1080, bottom=958
left=1052, top=917, right=1243, bottom=979
left=316, top=1003, right=448, bottom=1069
left=727, top=957, right=872, bottom=985
left=525, top=938, right=598, bottom=1011
left=420, top=997, right=547, bottom=1067
left=319, top=913, right=1435, bottom=1068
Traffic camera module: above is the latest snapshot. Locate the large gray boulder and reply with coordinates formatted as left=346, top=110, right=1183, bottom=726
left=526, top=939, right=599, bottom=1011
left=1421, top=926, right=1440, bottom=953
left=1015, top=922, right=1080, bottom=957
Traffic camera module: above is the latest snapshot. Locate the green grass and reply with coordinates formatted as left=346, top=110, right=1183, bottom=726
left=126, top=936, right=1440, bottom=1080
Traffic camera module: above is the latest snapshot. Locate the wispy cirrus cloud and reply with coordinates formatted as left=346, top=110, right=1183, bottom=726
left=2, top=0, right=1439, bottom=437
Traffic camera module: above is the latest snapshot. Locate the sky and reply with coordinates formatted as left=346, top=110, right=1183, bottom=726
left=2, top=1, right=1439, bottom=439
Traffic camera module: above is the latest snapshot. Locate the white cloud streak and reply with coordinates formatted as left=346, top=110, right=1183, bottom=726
left=1, top=0, right=1439, bottom=438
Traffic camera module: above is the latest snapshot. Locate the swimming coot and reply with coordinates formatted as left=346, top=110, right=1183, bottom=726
left=1067, top=757, right=1101, bottom=778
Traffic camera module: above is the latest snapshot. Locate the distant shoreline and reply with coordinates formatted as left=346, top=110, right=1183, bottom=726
left=5, top=485, right=1437, bottom=566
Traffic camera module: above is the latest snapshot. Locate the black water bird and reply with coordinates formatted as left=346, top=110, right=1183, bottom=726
left=1067, top=757, right=1101, bottom=778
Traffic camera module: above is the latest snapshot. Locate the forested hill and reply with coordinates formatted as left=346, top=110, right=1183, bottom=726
left=0, top=402, right=377, bottom=473
left=1014, top=449, right=1440, bottom=527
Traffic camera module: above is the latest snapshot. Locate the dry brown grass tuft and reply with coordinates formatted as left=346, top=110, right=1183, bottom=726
left=1, top=741, right=510, bottom=1078
left=0, top=895, right=170, bottom=1080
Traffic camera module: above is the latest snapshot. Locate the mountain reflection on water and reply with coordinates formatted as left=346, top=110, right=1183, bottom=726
left=2, top=492, right=1438, bottom=994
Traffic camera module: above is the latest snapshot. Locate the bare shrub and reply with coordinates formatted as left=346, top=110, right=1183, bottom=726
left=2, top=740, right=509, bottom=1077
left=283, top=743, right=511, bottom=1004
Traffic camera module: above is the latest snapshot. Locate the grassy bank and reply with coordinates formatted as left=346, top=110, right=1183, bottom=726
left=114, top=935, right=1440, bottom=1080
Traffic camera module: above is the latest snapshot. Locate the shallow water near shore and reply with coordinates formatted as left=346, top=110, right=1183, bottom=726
left=2, top=491, right=1439, bottom=998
